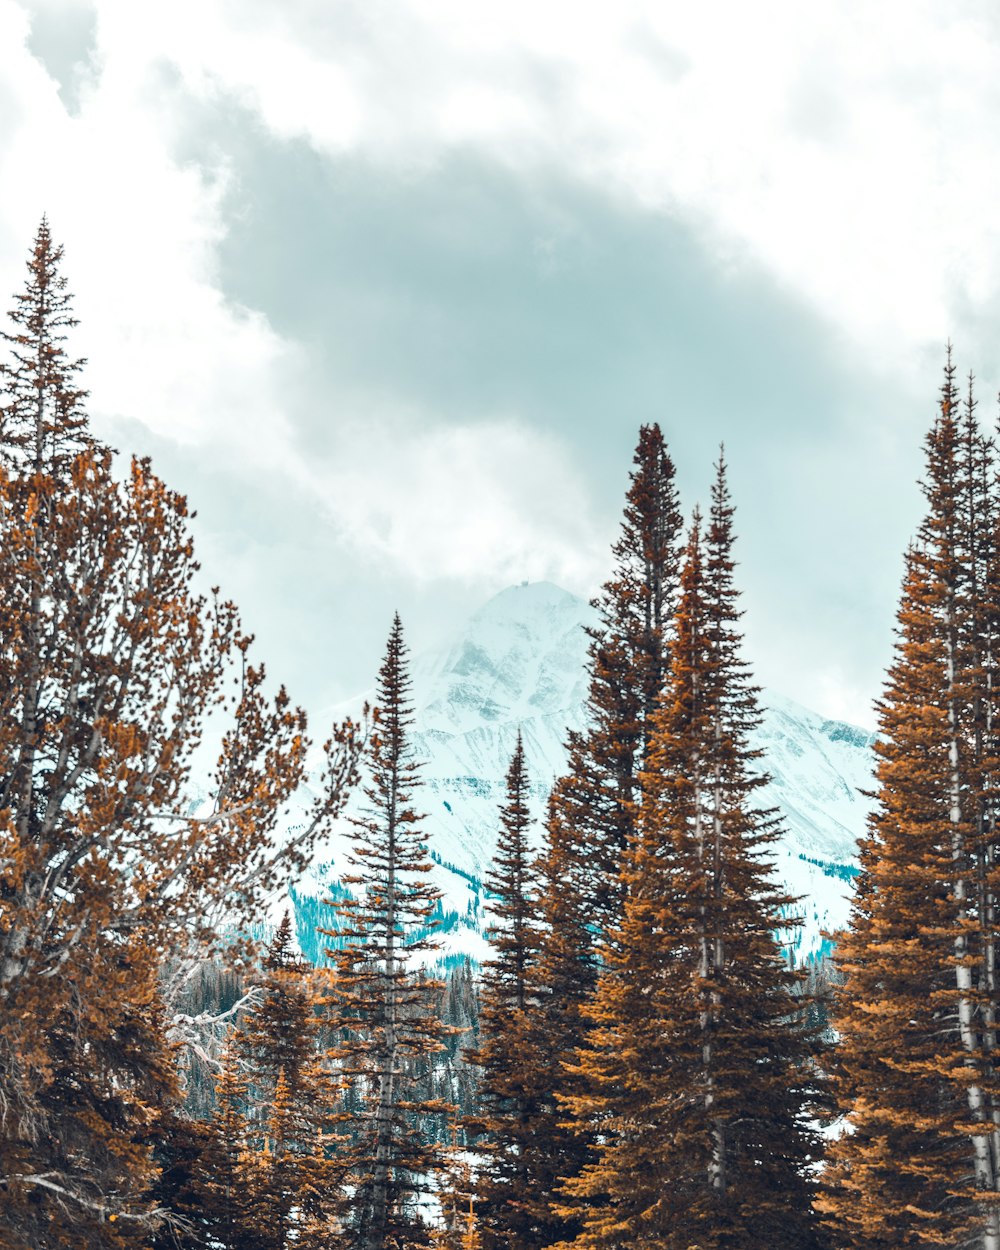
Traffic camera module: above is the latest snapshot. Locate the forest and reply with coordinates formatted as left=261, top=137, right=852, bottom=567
left=2, top=220, right=1000, bottom=1250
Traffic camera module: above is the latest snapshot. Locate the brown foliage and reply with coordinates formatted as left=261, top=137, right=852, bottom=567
left=819, top=357, right=1000, bottom=1248
left=0, top=222, right=362, bottom=1243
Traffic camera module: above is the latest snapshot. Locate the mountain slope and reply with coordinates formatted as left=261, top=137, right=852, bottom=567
left=295, top=581, right=874, bottom=963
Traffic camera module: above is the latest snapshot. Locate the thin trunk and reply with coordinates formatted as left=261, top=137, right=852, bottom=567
left=708, top=710, right=726, bottom=1196
left=368, top=764, right=400, bottom=1250
left=948, top=618, right=1000, bottom=1250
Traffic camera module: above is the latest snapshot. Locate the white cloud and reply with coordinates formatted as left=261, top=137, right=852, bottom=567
left=311, top=407, right=603, bottom=589
left=0, top=0, right=301, bottom=472
left=7, top=0, right=997, bottom=449
left=5, top=0, right=1000, bottom=727
left=64, top=0, right=1000, bottom=366
left=0, top=0, right=604, bottom=592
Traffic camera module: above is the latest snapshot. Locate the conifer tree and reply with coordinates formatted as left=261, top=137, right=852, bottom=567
left=0, top=222, right=363, bottom=1243
left=434, top=1131, right=482, bottom=1250
left=471, top=734, right=548, bottom=1249
left=557, top=422, right=684, bottom=941
left=234, top=913, right=346, bottom=1248
left=0, top=215, right=92, bottom=473
left=325, top=615, right=451, bottom=1250
left=561, top=460, right=823, bottom=1250
left=516, top=425, right=683, bottom=1245
left=819, top=361, right=1000, bottom=1249
left=191, top=1041, right=251, bottom=1249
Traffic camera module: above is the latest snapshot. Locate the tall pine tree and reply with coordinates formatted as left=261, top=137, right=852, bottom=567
left=561, top=458, right=823, bottom=1250
left=472, top=733, right=548, bottom=1250
left=819, top=358, right=1000, bottom=1249
left=522, top=424, right=684, bottom=1244
left=325, top=615, right=451, bottom=1250
left=0, top=222, right=363, bottom=1245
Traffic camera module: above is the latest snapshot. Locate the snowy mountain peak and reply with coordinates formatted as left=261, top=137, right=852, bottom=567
left=414, top=581, right=593, bottom=739
left=298, top=582, right=875, bottom=964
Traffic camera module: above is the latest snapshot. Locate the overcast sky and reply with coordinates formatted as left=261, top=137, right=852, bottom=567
left=3, top=1, right=1000, bottom=728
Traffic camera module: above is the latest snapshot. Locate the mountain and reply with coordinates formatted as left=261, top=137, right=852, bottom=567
left=292, top=581, right=875, bottom=964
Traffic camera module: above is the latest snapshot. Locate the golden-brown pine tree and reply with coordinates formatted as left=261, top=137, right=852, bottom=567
left=520, top=425, right=684, bottom=1246
left=561, top=460, right=824, bottom=1250
left=819, top=358, right=1000, bottom=1248
left=0, top=222, right=363, bottom=1246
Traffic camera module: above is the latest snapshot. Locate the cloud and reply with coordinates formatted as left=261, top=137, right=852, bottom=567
left=3, top=0, right=992, bottom=724
left=312, top=407, right=603, bottom=589
left=51, top=0, right=1000, bottom=367
left=0, top=2, right=604, bottom=603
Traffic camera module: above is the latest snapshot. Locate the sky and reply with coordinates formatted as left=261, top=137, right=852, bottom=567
left=3, top=1, right=1000, bottom=728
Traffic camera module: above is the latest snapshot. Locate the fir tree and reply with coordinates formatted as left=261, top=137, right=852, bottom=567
left=558, top=422, right=684, bottom=942
left=234, top=914, right=346, bottom=1249
left=325, top=615, right=452, bottom=1250
left=0, top=216, right=92, bottom=473
left=561, top=459, right=824, bottom=1250
left=192, top=1041, right=251, bottom=1250
left=472, top=734, right=547, bottom=1249
left=819, top=360, right=1000, bottom=1249
left=521, top=424, right=684, bottom=1244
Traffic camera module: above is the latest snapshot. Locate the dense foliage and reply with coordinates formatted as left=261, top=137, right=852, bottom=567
left=6, top=222, right=1000, bottom=1250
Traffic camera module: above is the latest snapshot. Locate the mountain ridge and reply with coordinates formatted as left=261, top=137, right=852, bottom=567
left=296, top=581, right=874, bottom=963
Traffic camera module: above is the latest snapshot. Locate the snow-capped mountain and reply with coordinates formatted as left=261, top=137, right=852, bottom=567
left=293, top=582, right=875, bottom=964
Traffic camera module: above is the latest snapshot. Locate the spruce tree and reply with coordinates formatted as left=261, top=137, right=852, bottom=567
left=561, top=459, right=823, bottom=1250
left=325, top=615, right=451, bottom=1250
left=521, top=424, right=684, bottom=1244
left=556, top=422, right=684, bottom=942
left=819, top=361, right=1000, bottom=1249
left=192, top=1041, right=251, bottom=1249
left=235, top=914, right=346, bottom=1249
left=472, top=733, right=547, bottom=1249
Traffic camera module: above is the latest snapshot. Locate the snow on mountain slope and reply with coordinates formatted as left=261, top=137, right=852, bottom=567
left=295, top=582, right=875, bottom=964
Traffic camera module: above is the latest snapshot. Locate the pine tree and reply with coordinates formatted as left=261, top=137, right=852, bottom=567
left=471, top=734, right=548, bottom=1249
left=819, top=360, right=1000, bottom=1248
left=193, top=1041, right=251, bottom=1249
left=519, top=424, right=684, bottom=1244
left=434, top=1129, right=482, bottom=1250
left=0, top=215, right=92, bottom=474
left=0, top=222, right=363, bottom=1244
left=557, top=422, right=684, bottom=942
left=325, top=615, right=452, bottom=1250
left=234, top=914, right=346, bottom=1249
left=561, top=459, right=824, bottom=1250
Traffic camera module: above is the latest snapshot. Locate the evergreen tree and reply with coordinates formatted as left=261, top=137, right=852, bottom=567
left=562, top=459, right=824, bottom=1250
left=0, top=222, right=363, bottom=1244
left=325, top=615, right=451, bottom=1250
left=433, top=1130, right=482, bottom=1250
left=521, top=424, right=684, bottom=1244
left=191, top=1041, right=251, bottom=1249
left=819, top=361, right=1000, bottom=1249
left=472, top=733, right=547, bottom=1249
left=236, top=914, right=346, bottom=1248
left=0, top=215, right=92, bottom=473
left=558, top=422, right=684, bottom=942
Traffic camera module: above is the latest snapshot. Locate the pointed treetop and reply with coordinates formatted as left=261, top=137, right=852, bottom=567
left=265, top=910, right=299, bottom=971
left=0, top=217, right=93, bottom=472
